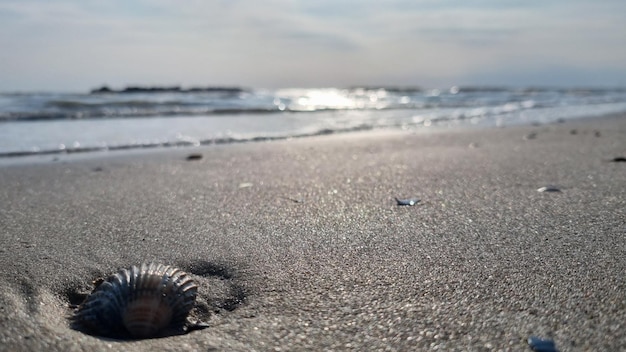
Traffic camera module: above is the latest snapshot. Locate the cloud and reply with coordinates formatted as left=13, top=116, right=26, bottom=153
left=1, top=0, right=625, bottom=90
left=461, top=65, right=626, bottom=87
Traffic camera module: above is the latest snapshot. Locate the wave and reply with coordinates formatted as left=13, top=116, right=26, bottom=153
left=2, top=86, right=626, bottom=123
left=0, top=123, right=379, bottom=158
left=0, top=106, right=314, bottom=121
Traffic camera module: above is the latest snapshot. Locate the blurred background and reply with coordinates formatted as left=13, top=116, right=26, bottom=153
left=1, top=0, right=625, bottom=157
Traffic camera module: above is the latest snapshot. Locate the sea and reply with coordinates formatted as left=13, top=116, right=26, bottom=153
left=1, top=86, right=626, bottom=158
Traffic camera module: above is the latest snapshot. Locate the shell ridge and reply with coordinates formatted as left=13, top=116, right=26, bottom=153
left=74, top=280, right=126, bottom=336
left=110, top=271, right=130, bottom=312
left=129, top=265, right=140, bottom=301
left=137, top=264, right=149, bottom=292
left=170, top=279, right=198, bottom=326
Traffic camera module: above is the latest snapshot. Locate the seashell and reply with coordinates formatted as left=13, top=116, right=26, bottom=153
left=537, top=186, right=561, bottom=193
left=527, top=336, right=558, bottom=352
left=395, top=197, right=421, bottom=206
left=72, top=263, right=198, bottom=338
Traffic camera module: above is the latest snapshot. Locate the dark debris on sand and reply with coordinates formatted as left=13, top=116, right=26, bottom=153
left=186, top=153, right=203, bottom=161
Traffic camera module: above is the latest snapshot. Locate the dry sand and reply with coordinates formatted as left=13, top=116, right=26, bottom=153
left=1, top=115, right=625, bottom=351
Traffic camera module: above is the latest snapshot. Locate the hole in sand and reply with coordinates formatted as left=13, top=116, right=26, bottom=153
left=179, top=260, right=248, bottom=314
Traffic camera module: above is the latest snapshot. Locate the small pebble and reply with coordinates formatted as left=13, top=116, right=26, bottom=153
left=186, top=153, right=203, bottom=161
left=537, top=186, right=561, bottom=193
left=396, top=197, right=421, bottom=206
left=281, top=196, right=303, bottom=203
left=527, top=336, right=558, bottom=352
left=524, top=132, right=537, bottom=140
left=186, top=321, right=211, bottom=332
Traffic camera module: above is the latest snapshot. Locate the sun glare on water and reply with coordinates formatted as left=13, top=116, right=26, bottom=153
left=277, top=88, right=392, bottom=111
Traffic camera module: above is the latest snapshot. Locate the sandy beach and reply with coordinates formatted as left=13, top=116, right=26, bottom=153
left=1, top=115, right=625, bottom=351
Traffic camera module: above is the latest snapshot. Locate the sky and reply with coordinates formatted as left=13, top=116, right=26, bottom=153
left=1, top=0, right=625, bottom=92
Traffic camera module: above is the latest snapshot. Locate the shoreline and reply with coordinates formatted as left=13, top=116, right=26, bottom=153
left=1, top=111, right=624, bottom=166
left=1, top=114, right=625, bottom=350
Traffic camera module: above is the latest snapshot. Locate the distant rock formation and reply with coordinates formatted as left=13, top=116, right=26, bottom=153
left=90, top=85, right=246, bottom=94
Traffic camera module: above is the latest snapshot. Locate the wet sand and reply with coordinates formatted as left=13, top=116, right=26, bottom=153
left=1, top=115, right=625, bottom=351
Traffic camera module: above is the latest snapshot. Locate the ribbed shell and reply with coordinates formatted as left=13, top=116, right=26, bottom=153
left=73, top=263, right=198, bottom=338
